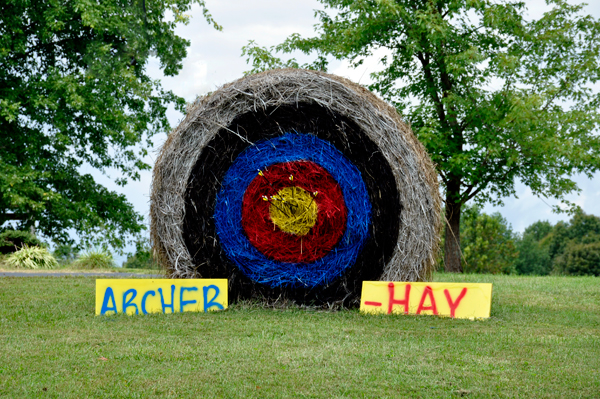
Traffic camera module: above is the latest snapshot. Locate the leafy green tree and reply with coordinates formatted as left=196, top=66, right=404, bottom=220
left=546, top=220, right=570, bottom=260
left=0, top=229, right=46, bottom=254
left=513, top=211, right=600, bottom=275
left=53, top=243, right=79, bottom=265
left=547, top=210, right=600, bottom=259
left=564, top=209, right=600, bottom=244
left=522, top=220, right=553, bottom=243
left=1, top=0, right=219, bottom=249
left=122, top=237, right=159, bottom=269
left=514, top=221, right=553, bottom=275
left=554, top=241, right=600, bottom=276
left=243, top=0, right=600, bottom=272
left=545, top=210, right=600, bottom=272
left=459, top=205, right=517, bottom=274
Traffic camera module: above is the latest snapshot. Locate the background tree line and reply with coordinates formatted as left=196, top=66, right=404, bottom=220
left=444, top=207, right=600, bottom=276
left=4, top=205, right=600, bottom=274
left=3, top=0, right=600, bottom=273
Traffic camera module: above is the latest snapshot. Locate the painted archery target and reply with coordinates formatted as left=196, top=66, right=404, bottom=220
left=214, top=133, right=370, bottom=288
left=151, top=69, right=442, bottom=303
left=242, top=160, right=347, bottom=263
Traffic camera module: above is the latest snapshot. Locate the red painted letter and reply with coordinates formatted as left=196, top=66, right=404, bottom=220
left=416, top=286, right=438, bottom=315
left=444, top=288, right=467, bottom=318
left=388, top=283, right=411, bottom=314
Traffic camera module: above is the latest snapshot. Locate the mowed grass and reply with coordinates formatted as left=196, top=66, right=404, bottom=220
left=0, top=265, right=163, bottom=275
left=0, top=274, right=598, bottom=398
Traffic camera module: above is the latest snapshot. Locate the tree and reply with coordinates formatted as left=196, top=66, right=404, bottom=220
left=547, top=210, right=600, bottom=259
left=554, top=241, right=600, bottom=276
left=460, top=205, right=517, bottom=274
left=1, top=0, right=219, bottom=249
left=437, top=205, right=517, bottom=273
left=122, top=236, right=159, bottom=269
left=514, top=221, right=553, bottom=275
left=0, top=229, right=46, bottom=254
left=243, top=0, right=600, bottom=272
left=546, top=210, right=600, bottom=272
left=512, top=211, right=600, bottom=275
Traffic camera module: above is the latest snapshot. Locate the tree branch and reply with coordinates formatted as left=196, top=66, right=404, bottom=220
left=416, top=51, right=449, bottom=130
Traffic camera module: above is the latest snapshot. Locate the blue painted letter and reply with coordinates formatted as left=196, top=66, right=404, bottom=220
left=123, top=289, right=138, bottom=315
left=158, top=285, right=176, bottom=314
left=203, top=285, right=224, bottom=312
left=100, top=287, right=118, bottom=315
left=180, top=286, right=198, bottom=313
left=141, top=290, right=155, bottom=314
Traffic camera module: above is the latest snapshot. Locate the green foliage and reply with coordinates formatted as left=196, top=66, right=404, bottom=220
left=514, top=221, right=553, bottom=275
left=244, top=0, right=600, bottom=272
left=554, top=241, right=600, bottom=276
left=0, top=229, right=45, bottom=254
left=459, top=205, right=517, bottom=274
left=241, top=41, right=328, bottom=74
left=437, top=205, right=517, bottom=274
left=4, top=245, right=58, bottom=269
left=523, top=220, right=554, bottom=243
left=546, top=221, right=570, bottom=260
left=52, top=244, right=79, bottom=266
left=546, top=210, right=600, bottom=258
left=122, top=238, right=159, bottom=269
left=515, top=235, right=552, bottom=276
left=72, top=250, right=114, bottom=270
left=545, top=210, right=600, bottom=275
left=0, top=0, right=220, bottom=249
left=513, top=211, right=600, bottom=275
left=241, top=41, right=301, bottom=73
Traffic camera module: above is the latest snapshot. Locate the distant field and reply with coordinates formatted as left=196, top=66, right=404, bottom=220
left=0, top=273, right=598, bottom=398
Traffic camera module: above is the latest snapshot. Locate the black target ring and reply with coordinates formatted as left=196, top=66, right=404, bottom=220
left=183, top=103, right=401, bottom=302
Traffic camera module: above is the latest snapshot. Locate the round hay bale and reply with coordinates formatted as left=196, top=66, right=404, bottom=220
left=150, top=69, right=441, bottom=305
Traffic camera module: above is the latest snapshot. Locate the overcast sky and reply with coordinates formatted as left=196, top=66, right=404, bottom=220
left=101, top=0, right=600, bottom=259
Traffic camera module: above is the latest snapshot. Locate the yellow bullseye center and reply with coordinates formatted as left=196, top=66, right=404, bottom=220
left=269, top=186, right=318, bottom=236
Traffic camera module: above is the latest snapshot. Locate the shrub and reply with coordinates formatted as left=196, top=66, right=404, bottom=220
left=553, top=242, right=600, bottom=276
left=122, top=238, right=160, bottom=269
left=4, top=245, right=58, bottom=269
left=72, top=250, right=115, bottom=269
left=514, top=222, right=553, bottom=275
left=122, top=251, right=159, bottom=269
left=0, top=230, right=45, bottom=254
left=547, top=211, right=600, bottom=261
left=53, top=244, right=79, bottom=266
left=515, top=235, right=552, bottom=275
left=460, top=205, right=517, bottom=274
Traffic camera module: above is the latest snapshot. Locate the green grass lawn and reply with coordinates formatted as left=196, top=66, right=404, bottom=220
left=1, top=273, right=598, bottom=398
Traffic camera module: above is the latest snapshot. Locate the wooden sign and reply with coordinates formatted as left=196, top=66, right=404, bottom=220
left=360, top=281, right=492, bottom=319
left=95, top=279, right=228, bottom=315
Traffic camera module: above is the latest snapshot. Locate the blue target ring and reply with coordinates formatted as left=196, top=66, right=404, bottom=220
left=214, top=133, right=371, bottom=289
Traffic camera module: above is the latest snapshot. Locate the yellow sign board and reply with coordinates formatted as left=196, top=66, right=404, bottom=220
left=95, top=279, right=228, bottom=315
left=360, top=281, right=492, bottom=319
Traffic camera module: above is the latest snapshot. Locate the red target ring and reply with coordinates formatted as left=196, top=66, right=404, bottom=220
left=242, top=161, right=347, bottom=263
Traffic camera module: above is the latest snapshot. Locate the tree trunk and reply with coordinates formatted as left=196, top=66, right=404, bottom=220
left=444, top=198, right=463, bottom=273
